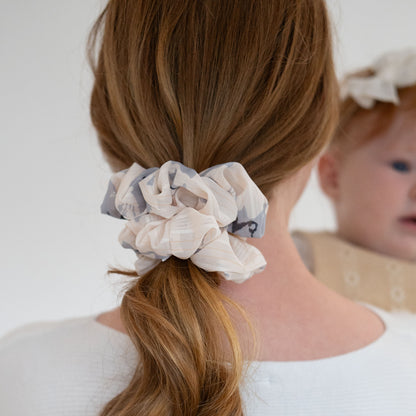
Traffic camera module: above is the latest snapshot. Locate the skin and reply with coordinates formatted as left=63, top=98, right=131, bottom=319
left=97, top=161, right=384, bottom=361
left=319, top=107, right=416, bottom=262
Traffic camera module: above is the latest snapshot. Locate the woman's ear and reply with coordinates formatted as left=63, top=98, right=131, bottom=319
left=318, top=152, right=341, bottom=201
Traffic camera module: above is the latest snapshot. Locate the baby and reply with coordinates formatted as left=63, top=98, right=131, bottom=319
left=293, top=50, right=416, bottom=312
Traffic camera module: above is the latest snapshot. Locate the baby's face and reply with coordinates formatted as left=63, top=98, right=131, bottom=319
left=324, top=109, right=416, bottom=261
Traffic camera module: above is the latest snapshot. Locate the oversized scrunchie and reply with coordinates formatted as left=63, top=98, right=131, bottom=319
left=101, top=161, right=268, bottom=283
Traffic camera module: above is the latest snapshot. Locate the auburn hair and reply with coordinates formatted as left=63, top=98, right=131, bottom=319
left=88, top=1, right=338, bottom=415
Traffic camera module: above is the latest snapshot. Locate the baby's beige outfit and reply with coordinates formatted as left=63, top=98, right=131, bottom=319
left=293, top=231, right=416, bottom=312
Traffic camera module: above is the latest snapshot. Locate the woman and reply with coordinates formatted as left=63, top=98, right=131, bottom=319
left=1, top=1, right=416, bottom=415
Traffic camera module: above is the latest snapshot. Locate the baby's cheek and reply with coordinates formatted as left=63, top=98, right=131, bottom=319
left=359, top=172, right=395, bottom=210
left=362, top=173, right=404, bottom=231
left=340, top=169, right=392, bottom=227
left=341, top=170, right=378, bottom=206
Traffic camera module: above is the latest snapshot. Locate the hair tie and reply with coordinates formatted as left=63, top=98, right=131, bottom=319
left=101, top=161, right=268, bottom=283
left=341, top=49, right=416, bottom=109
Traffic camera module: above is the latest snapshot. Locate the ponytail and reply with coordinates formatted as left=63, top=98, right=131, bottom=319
left=100, top=258, right=252, bottom=415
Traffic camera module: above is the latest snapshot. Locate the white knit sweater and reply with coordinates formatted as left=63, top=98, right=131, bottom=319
left=2, top=306, right=416, bottom=415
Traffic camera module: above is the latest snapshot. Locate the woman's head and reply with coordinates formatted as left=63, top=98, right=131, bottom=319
left=89, top=0, right=338, bottom=200
left=89, top=1, right=338, bottom=415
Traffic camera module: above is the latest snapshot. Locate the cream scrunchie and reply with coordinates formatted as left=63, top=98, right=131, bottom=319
left=101, top=161, right=268, bottom=283
left=341, top=49, right=416, bottom=109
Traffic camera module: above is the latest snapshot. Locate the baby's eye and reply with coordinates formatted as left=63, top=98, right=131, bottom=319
left=391, top=160, right=411, bottom=173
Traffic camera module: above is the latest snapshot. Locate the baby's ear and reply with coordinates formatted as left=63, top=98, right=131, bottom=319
left=318, top=151, right=340, bottom=201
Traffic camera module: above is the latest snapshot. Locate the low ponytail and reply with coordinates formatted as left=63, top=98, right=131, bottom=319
left=100, top=258, right=251, bottom=415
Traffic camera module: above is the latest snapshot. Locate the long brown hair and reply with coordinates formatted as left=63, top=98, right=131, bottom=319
left=88, top=1, right=338, bottom=415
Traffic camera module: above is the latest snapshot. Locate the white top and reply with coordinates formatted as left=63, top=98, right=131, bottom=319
left=2, top=306, right=416, bottom=416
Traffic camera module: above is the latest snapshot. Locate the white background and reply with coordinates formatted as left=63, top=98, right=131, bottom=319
left=1, top=0, right=416, bottom=336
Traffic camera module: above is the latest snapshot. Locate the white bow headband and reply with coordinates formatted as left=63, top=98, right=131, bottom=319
left=101, top=161, right=268, bottom=283
left=341, top=49, right=416, bottom=109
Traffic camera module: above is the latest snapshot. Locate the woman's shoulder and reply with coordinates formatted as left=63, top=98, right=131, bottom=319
left=244, top=306, right=416, bottom=415
left=1, top=316, right=86, bottom=349
left=0, top=314, right=135, bottom=415
left=1, top=315, right=113, bottom=355
left=375, top=305, right=416, bottom=338
left=0, top=313, right=135, bottom=367
left=253, top=304, right=416, bottom=385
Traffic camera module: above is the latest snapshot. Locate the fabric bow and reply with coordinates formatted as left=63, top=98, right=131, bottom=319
left=101, top=161, right=268, bottom=283
left=341, top=49, right=416, bottom=109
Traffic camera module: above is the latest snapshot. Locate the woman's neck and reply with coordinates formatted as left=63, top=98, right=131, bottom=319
left=220, top=223, right=385, bottom=361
